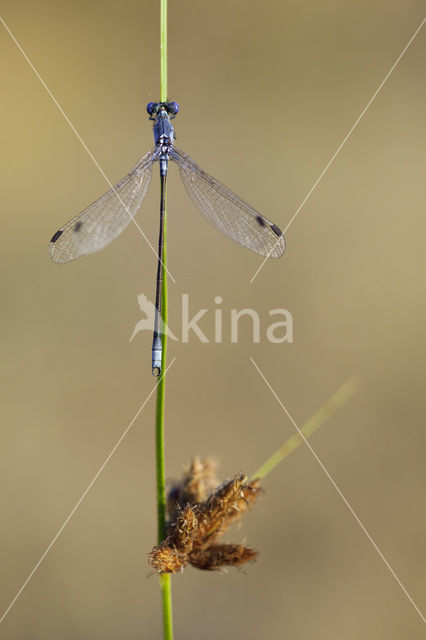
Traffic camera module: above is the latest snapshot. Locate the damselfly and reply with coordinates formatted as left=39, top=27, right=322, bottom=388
left=49, top=102, right=286, bottom=376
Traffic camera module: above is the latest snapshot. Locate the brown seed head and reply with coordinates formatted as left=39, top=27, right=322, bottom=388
left=148, top=545, right=188, bottom=574
left=167, top=504, right=198, bottom=554
left=189, top=543, right=259, bottom=571
left=167, top=457, right=218, bottom=520
left=150, top=462, right=262, bottom=574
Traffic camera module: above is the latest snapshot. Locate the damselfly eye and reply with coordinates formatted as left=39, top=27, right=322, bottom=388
left=167, top=101, right=179, bottom=115
left=146, top=102, right=157, bottom=115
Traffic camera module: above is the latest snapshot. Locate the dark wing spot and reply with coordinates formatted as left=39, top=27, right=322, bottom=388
left=74, top=221, right=83, bottom=232
left=256, top=215, right=267, bottom=227
left=270, top=224, right=283, bottom=237
left=50, top=229, right=63, bottom=243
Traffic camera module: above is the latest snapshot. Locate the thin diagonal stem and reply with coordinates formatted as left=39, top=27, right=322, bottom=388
left=250, top=359, right=425, bottom=623
left=156, top=0, right=173, bottom=638
left=251, top=376, right=359, bottom=481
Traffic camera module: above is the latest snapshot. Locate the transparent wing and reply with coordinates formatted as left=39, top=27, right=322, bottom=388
left=49, top=147, right=159, bottom=263
left=170, top=146, right=285, bottom=258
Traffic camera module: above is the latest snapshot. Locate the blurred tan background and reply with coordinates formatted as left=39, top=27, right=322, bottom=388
left=0, top=0, right=425, bottom=638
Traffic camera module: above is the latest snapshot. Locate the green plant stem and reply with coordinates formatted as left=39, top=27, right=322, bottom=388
left=155, top=184, right=173, bottom=640
left=159, top=573, right=172, bottom=637
left=160, top=0, right=167, bottom=103
left=155, top=0, right=173, bottom=638
left=251, top=376, right=359, bottom=481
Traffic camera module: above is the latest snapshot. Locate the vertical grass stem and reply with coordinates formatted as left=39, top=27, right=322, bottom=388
left=155, top=0, right=173, bottom=638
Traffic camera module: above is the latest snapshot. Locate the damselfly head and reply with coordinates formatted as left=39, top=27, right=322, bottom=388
left=146, top=101, right=180, bottom=118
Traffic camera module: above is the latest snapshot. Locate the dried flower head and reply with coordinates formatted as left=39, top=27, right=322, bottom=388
left=167, top=505, right=198, bottom=554
left=149, top=545, right=187, bottom=574
left=167, top=457, right=218, bottom=520
left=149, top=459, right=262, bottom=574
left=190, top=544, right=258, bottom=571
